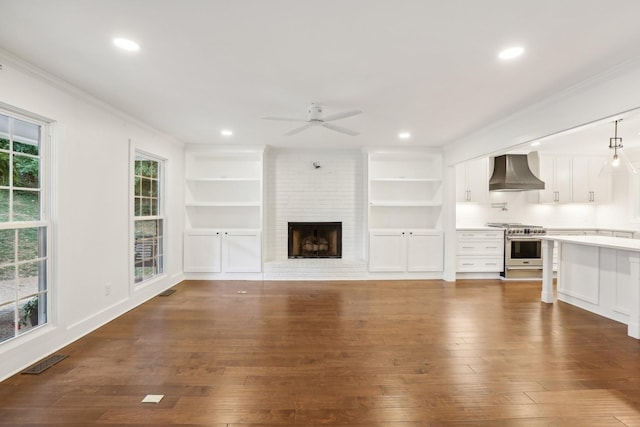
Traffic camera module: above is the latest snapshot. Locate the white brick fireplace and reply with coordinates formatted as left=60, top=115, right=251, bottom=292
left=264, top=148, right=367, bottom=279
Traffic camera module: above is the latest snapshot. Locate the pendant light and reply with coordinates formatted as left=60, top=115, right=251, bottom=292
left=609, top=119, right=623, bottom=167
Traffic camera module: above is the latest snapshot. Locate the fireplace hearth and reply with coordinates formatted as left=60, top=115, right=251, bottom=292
left=288, top=222, right=342, bottom=259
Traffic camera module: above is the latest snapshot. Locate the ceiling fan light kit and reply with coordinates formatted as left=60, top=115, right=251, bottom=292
left=263, top=102, right=363, bottom=136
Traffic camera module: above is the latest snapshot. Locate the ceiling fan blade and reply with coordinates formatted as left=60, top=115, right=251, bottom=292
left=284, top=123, right=313, bottom=136
left=322, top=123, right=359, bottom=136
left=322, top=109, right=363, bottom=122
left=262, top=116, right=308, bottom=122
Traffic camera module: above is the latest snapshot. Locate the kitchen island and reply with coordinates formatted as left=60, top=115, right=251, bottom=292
left=540, top=235, right=640, bottom=339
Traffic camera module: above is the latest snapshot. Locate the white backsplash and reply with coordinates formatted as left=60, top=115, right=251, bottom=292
left=457, top=189, right=598, bottom=228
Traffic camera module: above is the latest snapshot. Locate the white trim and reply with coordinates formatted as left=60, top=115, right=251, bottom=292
left=130, top=145, right=167, bottom=289
left=0, top=104, right=53, bottom=345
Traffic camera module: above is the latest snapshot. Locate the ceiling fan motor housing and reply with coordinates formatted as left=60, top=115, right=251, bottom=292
left=308, top=102, right=323, bottom=121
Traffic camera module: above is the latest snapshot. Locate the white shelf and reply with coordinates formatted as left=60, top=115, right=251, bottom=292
left=369, top=201, right=442, bottom=207
left=184, top=146, right=264, bottom=231
left=366, top=149, right=443, bottom=231
left=186, top=177, right=261, bottom=182
left=370, top=178, right=441, bottom=182
left=186, top=202, right=261, bottom=207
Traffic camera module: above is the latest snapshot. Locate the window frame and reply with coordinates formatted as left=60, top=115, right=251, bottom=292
left=131, top=148, right=166, bottom=286
left=0, top=105, right=53, bottom=344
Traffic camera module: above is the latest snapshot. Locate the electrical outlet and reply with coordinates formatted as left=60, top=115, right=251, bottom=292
left=105, top=282, right=111, bottom=296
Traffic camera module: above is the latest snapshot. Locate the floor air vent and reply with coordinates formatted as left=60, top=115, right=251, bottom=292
left=159, top=289, right=176, bottom=297
left=21, top=354, right=68, bottom=375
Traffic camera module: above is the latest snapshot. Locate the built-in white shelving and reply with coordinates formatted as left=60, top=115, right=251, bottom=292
left=366, top=149, right=444, bottom=272
left=183, top=146, right=265, bottom=273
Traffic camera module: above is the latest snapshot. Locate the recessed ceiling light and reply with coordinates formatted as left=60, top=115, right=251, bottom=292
left=113, top=37, right=140, bottom=52
left=398, top=132, right=411, bottom=140
left=498, top=46, right=524, bottom=60
left=221, top=129, right=233, bottom=136
left=531, top=141, right=540, bottom=147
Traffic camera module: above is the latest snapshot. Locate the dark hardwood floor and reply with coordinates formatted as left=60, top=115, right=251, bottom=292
left=2, top=279, right=640, bottom=426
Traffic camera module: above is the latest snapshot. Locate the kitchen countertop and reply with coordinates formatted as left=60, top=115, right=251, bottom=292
left=457, top=227, right=503, bottom=231
left=540, top=235, right=640, bottom=252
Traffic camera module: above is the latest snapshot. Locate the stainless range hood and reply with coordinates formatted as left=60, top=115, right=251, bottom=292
left=489, top=154, right=545, bottom=191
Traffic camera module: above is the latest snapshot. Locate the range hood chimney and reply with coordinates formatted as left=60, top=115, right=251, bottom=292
left=489, top=154, right=545, bottom=191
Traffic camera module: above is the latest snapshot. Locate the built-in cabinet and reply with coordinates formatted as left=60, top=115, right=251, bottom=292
left=184, top=230, right=261, bottom=273
left=456, top=229, right=504, bottom=273
left=183, top=146, right=264, bottom=274
left=537, top=154, right=610, bottom=204
left=455, top=158, right=489, bottom=203
left=369, top=230, right=443, bottom=272
left=366, top=149, right=444, bottom=272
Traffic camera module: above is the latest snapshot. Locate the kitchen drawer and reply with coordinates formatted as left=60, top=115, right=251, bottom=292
left=457, top=240, right=504, bottom=255
left=457, top=256, right=504, bottom=272
left=457, top=230, right=504, bottom=239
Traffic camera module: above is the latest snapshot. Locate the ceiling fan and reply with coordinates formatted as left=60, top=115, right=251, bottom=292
left=263, top=102, right=363, bottom=136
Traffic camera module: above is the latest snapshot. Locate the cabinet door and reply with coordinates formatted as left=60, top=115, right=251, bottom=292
left=537, top=155, right=556, bottom=203
left=571, top=156, right=591, bottom=203
left=369, top=231, right=405, bottom=272
left=588, top=157, right=610, bottom=203
left=554, top=156, right=572, bottom=203
left=455, top=163, right=469, bottom=202
left=456, top=158, right=488, bottom=203
left=224, top=231, right=262, bottom=273
left=184, top=232, right=222, bottom=272
left=465, top=158, right=488, bottom=203
left=407, top=231, right=443, bottom=272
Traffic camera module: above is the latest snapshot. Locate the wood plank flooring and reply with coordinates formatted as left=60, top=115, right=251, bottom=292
left=2, top=279, right=640, bottom=426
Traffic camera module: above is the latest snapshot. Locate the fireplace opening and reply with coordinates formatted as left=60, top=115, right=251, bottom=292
left=288, top=222, right=342, bottom=259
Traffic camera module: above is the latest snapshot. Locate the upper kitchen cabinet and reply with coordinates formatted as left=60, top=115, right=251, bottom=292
left=537, top=154, right=572, bottom=203
left=571, top=156, right=611, bottom=203
left=367, top=149, right=443, bottom=230
left=456, top=157, right=489, bottom=203
left=536, top=154, right=610, bottom=204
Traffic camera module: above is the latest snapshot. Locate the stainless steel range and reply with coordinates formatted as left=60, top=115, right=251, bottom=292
left=487, top=223, right=547, bottom=279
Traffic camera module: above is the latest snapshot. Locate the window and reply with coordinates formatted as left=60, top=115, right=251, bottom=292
left=133, top=153, right=164, bottom=283
left=0, top=111, right=49, bottom=343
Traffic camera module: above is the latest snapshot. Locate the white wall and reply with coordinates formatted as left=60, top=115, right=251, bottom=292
left=265, top=148, right=364, bottom=261
left=0, top=56, right=185, bottom=381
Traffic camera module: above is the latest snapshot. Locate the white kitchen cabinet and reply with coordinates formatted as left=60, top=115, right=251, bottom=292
left=456, top=229, right=504, bottom=273
left=536, top=154, right=610, bottom=204
left=184, top=230, right=262, bottom=273
left=456, top=158, right=489, bottom=203
left=538, top=154, right=572, bottom=203
left=571, top=156, right=610, bottom=203
left=369, top=230, right=443, bottom=272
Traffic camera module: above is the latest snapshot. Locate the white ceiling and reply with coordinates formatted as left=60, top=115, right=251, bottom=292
left=2, top=0, right=640, bottom=150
